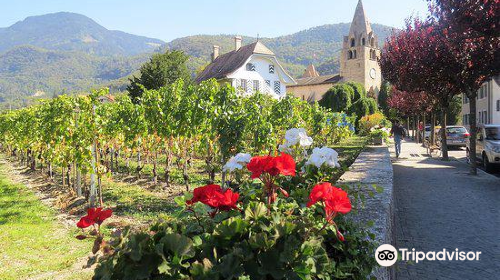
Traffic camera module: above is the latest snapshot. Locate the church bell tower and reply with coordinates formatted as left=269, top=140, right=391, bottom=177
left=340, top=0, right=382, bottom=97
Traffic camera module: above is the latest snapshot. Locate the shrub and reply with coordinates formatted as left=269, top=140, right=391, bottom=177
left=359, top=112, right=387, bottom=135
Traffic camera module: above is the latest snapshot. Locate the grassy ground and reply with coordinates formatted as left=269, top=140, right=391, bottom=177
left=101, top=178, right=177, bottom=222
left=0, top=160, right=91, bottom=280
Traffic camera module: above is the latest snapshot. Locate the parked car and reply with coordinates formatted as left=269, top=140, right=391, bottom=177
left=437, top=126, right=469, bottom=148
left=466, top=124, right=500, bottom=172
left=424, top=126, right=432, bottom=139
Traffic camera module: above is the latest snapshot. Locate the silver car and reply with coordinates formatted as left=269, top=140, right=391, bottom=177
left=467, top=124, right=500, bottom=172
left=439, top=126, right=469, bottom=148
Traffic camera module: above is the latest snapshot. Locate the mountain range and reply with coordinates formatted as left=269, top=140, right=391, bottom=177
left=0, top=12, right=395, bottom=108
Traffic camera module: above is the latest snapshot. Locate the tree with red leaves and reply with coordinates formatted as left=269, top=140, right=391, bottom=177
left=427, top=0, right=500, bottom=174
left=380, top=18, right=463, bottom=159
left=387, top=88, right=435, bottom=117
left=387, top=88, right=437, bottom=143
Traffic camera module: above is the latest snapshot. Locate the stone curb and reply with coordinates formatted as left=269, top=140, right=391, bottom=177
left=338, top=145, right=395, bottom=280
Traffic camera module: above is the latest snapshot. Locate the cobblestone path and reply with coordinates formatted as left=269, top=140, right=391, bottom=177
left=391, top=140, right=500, bottom=280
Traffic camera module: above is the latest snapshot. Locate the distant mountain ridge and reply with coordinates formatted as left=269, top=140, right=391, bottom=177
left=0, top=12, right=164, bottom=56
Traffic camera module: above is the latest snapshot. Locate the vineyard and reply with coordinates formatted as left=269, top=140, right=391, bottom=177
left=0, top=79, right=380, bottom=279
left=0, top=79, right=355, bottom=207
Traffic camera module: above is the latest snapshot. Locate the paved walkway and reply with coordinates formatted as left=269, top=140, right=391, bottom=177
left=390, top=140, right=500, bottom=280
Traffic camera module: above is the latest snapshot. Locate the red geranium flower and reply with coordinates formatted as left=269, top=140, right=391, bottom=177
left=307, top=182, right=352, bottom=221
left=247, top=153, right=296, bottom=179
left=187, top=184, right=239, bottom=211
left=324, top=189, right=352, bottom=214
left=77, top=208, right=113, bottom=229
left=307, top=182, right=334, bottom=207
left=307, top=183, right=351, bottom=242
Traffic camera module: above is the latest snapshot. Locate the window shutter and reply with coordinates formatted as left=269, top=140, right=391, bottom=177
left=246, top=63, right=256, bottom=71
left=274, top=81, right=281, bottom=95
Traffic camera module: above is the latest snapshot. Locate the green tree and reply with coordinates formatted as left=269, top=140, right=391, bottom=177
left=127, top=50, right=191, bottom=103
left=319, top=82, right=378, bottom=125
left=318, top=84, right=355, bottom=112
left=346, top=82, right=366, bottom=100
left=349, top=97, right=378, bottom=119
left=378, top=81, right=391, bottom=115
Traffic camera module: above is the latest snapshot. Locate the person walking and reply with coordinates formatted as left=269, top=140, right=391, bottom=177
left=418, top=121, right=424, bottom=143
left=391, top=120, right=406, bottom=158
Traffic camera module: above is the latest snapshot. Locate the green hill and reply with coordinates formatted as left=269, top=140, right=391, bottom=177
left=166, top=23, right=394, bottom=77
left=0, top=46, right=148, bottom=107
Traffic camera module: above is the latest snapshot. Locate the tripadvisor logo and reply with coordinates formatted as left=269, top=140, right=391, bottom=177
left=375, top=244, right=482, bottom=267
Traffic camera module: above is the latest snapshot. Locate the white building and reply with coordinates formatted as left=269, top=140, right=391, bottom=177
left=462, top=76, right=500, bottom=126
left=195, top=36, right=296, bottom=98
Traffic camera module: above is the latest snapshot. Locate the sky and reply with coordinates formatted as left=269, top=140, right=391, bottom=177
left=0, top=0, right=430, bottom=42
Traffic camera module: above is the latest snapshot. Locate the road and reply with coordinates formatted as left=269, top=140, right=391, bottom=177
left=446, top=147, right=500, bottom=178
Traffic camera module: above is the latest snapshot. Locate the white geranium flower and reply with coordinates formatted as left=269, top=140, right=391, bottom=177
left=223, top=153, right=252, bottom=172
left=284, top=128, right=313, bottom=147
left=306, top=147, right=340, bottom=168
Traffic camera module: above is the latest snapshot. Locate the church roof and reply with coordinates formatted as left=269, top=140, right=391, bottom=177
left=302, top=64, right=320, bottom=78
left=289, top=74, right=341, bottom=87
left=349, top=0, right=372, bottom=36
left=195, top=41, right=275, bottom=83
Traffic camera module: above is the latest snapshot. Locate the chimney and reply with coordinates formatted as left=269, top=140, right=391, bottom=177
left=234, top=36, right=242, bottom=51
left=212, top=45, right=220, bottom=61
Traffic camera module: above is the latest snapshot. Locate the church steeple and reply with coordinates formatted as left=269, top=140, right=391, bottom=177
left=349, top=0, right=372, bottom=37
left=339, top=0, right=381, bottom=97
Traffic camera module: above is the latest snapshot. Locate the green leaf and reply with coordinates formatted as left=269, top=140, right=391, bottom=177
left=159, top=233, right=195, bottom=259
left=157, top=259, right=171, bottom=274
left=244, top=202, right=268, bottom=221
left=215, top=217, right=249, bottom=240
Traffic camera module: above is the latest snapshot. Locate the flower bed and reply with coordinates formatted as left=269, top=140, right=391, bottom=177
left=76, top=129, right=378, bottom=279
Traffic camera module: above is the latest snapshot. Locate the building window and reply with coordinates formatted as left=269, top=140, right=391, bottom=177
left=463, top=93, right=469, bottom=104
left=348, top=50, right=353, bottom=59
left=269, top=65, right=275, bottom=74
left=246, top=63, right=255, bottom=71
left=362, top=38, right=366, bottom=45
left=353, top=50, right=357, bottom=59
left=497, top=100, right=500, bottom=111
left=253, top=80, right=260, bottom=92
left=484, top=110, right=488, bottom=124
left=241, top=79, right=248, bottom=92
left=274, top=81, right=281, bottom=95
left=351, top=38, right=355, bottom=47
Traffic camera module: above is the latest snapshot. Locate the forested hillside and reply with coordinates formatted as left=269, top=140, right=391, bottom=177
left=166, top=23, right=394, bottom=77
left=0, top=46, right=149, bottom=107
left=0, top=12, right=395, bottom=109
